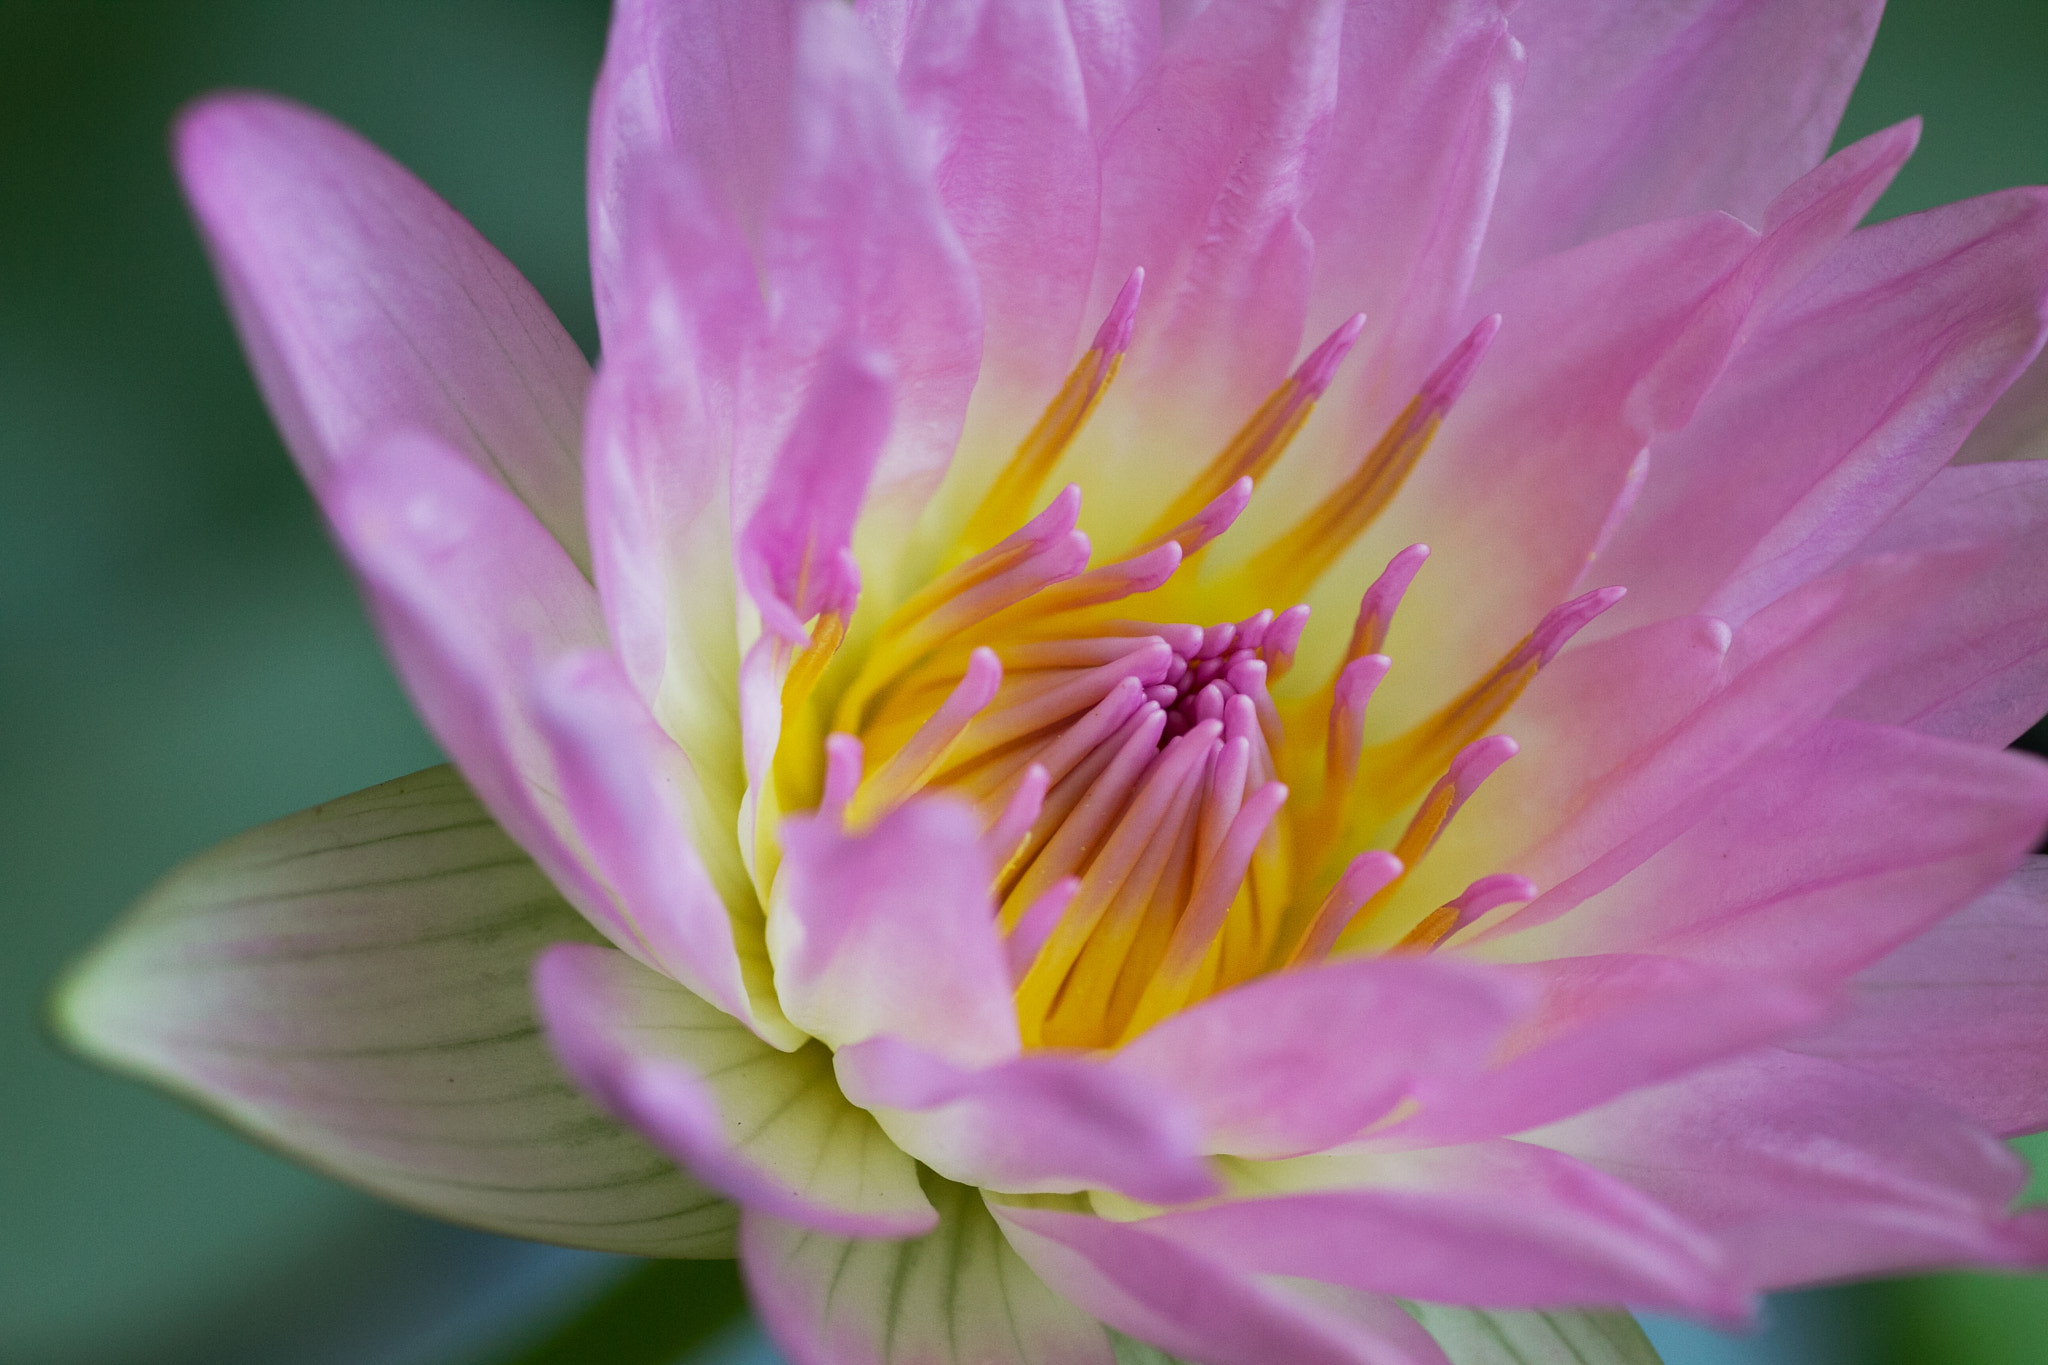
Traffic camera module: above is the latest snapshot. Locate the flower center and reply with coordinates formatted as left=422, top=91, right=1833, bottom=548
left=782, top=273, right=1619, bottom=1050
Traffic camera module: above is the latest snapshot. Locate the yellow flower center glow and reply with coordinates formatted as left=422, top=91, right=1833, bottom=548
left=772, top=281, right=1601, bottom=1051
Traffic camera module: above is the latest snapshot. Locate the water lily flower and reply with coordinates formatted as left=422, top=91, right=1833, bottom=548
left=57, top=1, right=2048, bottom=1362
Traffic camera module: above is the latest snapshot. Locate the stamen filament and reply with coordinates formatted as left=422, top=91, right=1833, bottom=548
left=959, top=270, right=1144, bottom=554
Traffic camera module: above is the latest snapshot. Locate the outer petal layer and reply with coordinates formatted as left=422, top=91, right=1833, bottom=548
left=1793, top=859, right=2048, bottom=1137
left=1484, top=0, right=1881, bottom=278
left=1838, top=462, right=2048, bottom=745
left=742, top=1174, right=1115, bottom=1365
left=54, top=767, right=733, bottom=1256
left=1536, top=1050, right=2048, bottom=1286
left=994, top=1202, right=1443, bottom=1365
left=1601, top=188, right=2048, bottom=632
left=177, top=93, right=591, bottom=566
left=535, top=943, right=936, bottom=1239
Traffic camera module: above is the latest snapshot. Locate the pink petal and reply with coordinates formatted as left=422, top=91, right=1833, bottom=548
left=1403, top=613, right=1733, bottom=920
left=749, top=0, right=982, bottom=553
left=1329, top=211, right=1756, bottom=732
left=587, top=0, right=795, bottom=338
left=1114, top=956, right=1535, bottom=1158
left=591, top=0, right=981, bottom=558
left=739, top=342, right=894, bottom=641
left=1537, top=1049, right=2048, bottom=1286
left=1521, top=720, right=2048, bottom=984
left=769, top=798, right=1018, bottom=1064
left=531, top=651, right=795, bottom=1047
left=1482, top=0, right=1882, bottom=281
left=993, top=1203, right=1449, bottom=1365
left=1477, top=549, right=1994, bottom=941
left=580, top=162, right=753, bottom=851
left=882, top=0, right=1103, bottom=401
left=1792, top=858, right=2048, bottom=1137
left=176, top=94, right=591, bottom=567
left=1279, top=1, right=1517, bottom=487
left=1837, top=462, right=2048, bottom=744
left=535, top=943, right=938, bottom=1239
left=1142, top=1140, right=1748, bottom=1319
left=1370, top=955, right=1824, bottom=1149
left=324, top=430, right=622, bottom=950
left=833, top=1034, right=1215, bottom=1205
left=740, top=1178, right=1115, bottom=1365
left=1074, top=0, right=1345, bottom=478
left=1599, top=186, right=2048, bottom=633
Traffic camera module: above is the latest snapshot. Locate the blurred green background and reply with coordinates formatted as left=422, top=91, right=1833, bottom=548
left=2, top=2, right=2046, bottom=1362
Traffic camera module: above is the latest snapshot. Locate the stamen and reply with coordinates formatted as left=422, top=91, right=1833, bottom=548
left=1133, top=477, right=1255, bottom=562
left=1006, top=876, right=1080, bottom=986
left=1391, top=734, right=1519, bottom=868
left=959, top=269, right=1144, bottom=554
left=1142, top=312, right=1367, bottom=539
left=1347, top=544, right=1429, bottom=662
left=1039, top=726, right=1221, bottom=1045
left=818, top=732, right=864, bottom=824
left=1007, top=540, right=1182, bottom=620
left=1334, top=734, right=1518, bottom=953
left=1002, top=702, right=1167, bottom=925
left=1263, top=605, right=1311, bottom=682
left=1016, top=723, right=1223, bottom=1041
left=1376, top=586, right=1621, bottom=800
left=852, top=648, right=1004, bottom=821
left=983, top=762, right=1050, bottom=871
left=1249, top=316, right=1499, bottom=603
left=846, top=494, right=1091, bottom=723
left=1287, top=850, right=1405, bottom=966
left=951, top=641, right=1173, bottom=761
left=1393, top=873, right=1538, bottom=952
left=1119, top=777, right=1290, bottom=1039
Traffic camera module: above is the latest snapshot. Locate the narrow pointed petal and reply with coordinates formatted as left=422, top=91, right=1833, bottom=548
left=1114, top=956, right=1533, bottom=1158
left=176, top=93, right=591, bottom=567
left=1518, top=722, right=2048, bottom=985
left=752, top=0, right=982, bottom=561
left=885, top=0, right=1102, bottom=404
left=1838, top=462, right=2048, bottom=744
left=993, top=1204, right=1446, bottom=1365
left=1319, top=213, right=1755, bottom=728
left=1146, top=1140, right=1749, bottom=1319
left=1279, top=1, right=1517, bottom=512
left=1075, top=0, right=1345, bottom=491
left=1538, top=1050, right=2048, bottom=1286
left=535, top=944, right=936, bottom=1240
left=325, top=430, right=624, bottom=945
left=1369, top=955, right=1826, bottom=1149
left=583, top=160, right=756, bottom=859
left=770, top=799, right=1018, bottom=1064
left=833, top=1035, right=1214, bottom=1205
left=1792, top=859, right=2048, bottom=1137
left=1600, top=187, right=2048, bottom=632
left=742, top=1174, right=1114, bottom=1365
left=1483, top=0, right=1882, bottom=280
left=53, top=767, right=734, bottom=1256
left=531, top=652, right=798, bottom=1048
left=1473, top=551, right=1995, bottom=943
left=739, top=342, right=894, bottom=641
left=587, top=0, right=796, bottom=337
